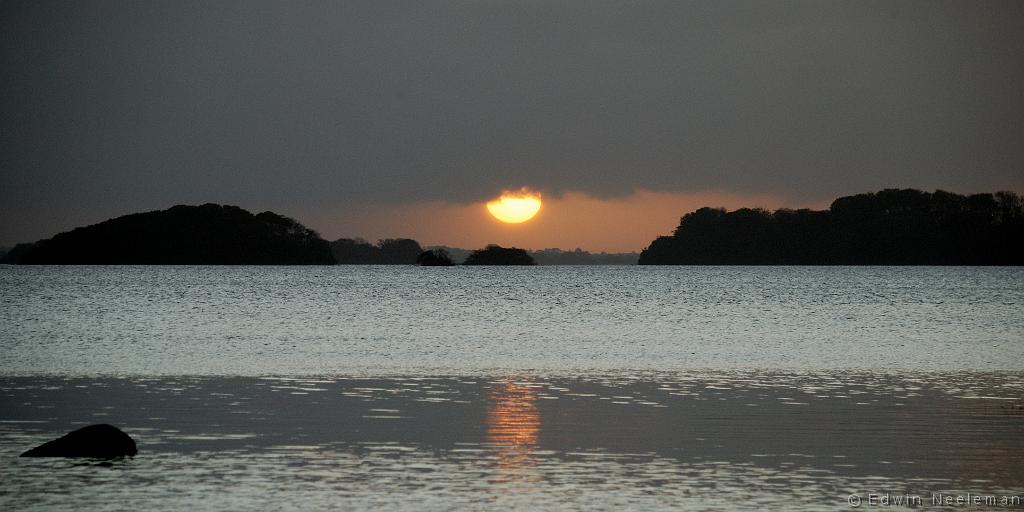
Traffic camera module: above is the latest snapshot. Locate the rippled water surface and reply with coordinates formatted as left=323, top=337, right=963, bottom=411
left=1, top=266, right=1022, bottom=373
left=0, top=266, right=1022, bottom=510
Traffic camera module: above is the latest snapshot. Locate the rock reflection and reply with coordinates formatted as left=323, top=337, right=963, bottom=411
left=486, top=381, right=541, bottom=481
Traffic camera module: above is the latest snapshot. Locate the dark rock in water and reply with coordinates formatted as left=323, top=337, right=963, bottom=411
left=20, top=424, right=137, bottom=458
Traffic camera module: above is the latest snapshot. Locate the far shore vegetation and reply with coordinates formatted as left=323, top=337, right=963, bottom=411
left=2, top=189, right=1020, bottom=266
left=640, top=189, right=1023, bottom=265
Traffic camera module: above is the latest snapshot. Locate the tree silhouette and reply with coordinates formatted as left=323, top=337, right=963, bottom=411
left=330, top=238, right=423, bottom=264
left=378, top=238, right=424, bottom=264
left=3, top=204, right=335, bottom=265
left=416, top=248, right=455, bottom=266
left=463, top=245, right=536, bottom=265
left=639, top=189, right=1023, bottom=265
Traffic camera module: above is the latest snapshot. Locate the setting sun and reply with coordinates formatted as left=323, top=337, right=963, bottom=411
left=486, top=189, right=542, bottom=224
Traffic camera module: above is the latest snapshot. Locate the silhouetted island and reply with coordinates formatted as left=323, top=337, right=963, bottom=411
left=463, top=245, right=537, bottom=265
left=639, top=189, right=1024, bottom=265
left=330, top=238, right=423, bottom=264
left=2, top=204, right=335, bottom=264
left=426, top=245, right=637, bottom=265
left=416, top=248, right=455, bottom=266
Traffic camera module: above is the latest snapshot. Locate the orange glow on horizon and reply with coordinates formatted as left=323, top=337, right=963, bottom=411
left=307, top=189, right=821, bottom=253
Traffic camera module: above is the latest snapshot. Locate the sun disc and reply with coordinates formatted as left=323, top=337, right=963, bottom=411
left=486, top=190, right=542, bottom=223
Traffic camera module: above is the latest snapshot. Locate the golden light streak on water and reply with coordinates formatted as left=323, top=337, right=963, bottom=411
left=486, top=381, right=541, bottom=481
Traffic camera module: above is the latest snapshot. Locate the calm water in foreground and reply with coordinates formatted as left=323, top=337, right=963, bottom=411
left=0, top=266, right=1022, bottom=510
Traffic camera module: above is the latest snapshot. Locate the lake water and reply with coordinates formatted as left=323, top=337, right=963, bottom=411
left=1, top=266, right=1022, bottom=510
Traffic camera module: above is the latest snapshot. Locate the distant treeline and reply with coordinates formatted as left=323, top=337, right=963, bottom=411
left=334, top=239, right=538, bottom=265
left=336, top=240, right=636, bottom=265
left=529, top=248, right=638, bottom=265
left=0, top=203, right=632, bottom=266
left=639, top=189, right=1024, bottom=265
left=2, top=204, right=335, bottom=265
left=416, top=245, right=535, bottom=265
left=426, top=245, right=637, bottom=265
left=331, top=238, right=424, bottom=264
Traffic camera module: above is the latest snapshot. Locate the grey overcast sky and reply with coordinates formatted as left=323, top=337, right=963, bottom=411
left=2, top=0, right=1022, bottom=249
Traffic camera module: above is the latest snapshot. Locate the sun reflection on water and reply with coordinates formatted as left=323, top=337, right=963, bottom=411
left=486, top=381, right=541, bottom=480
